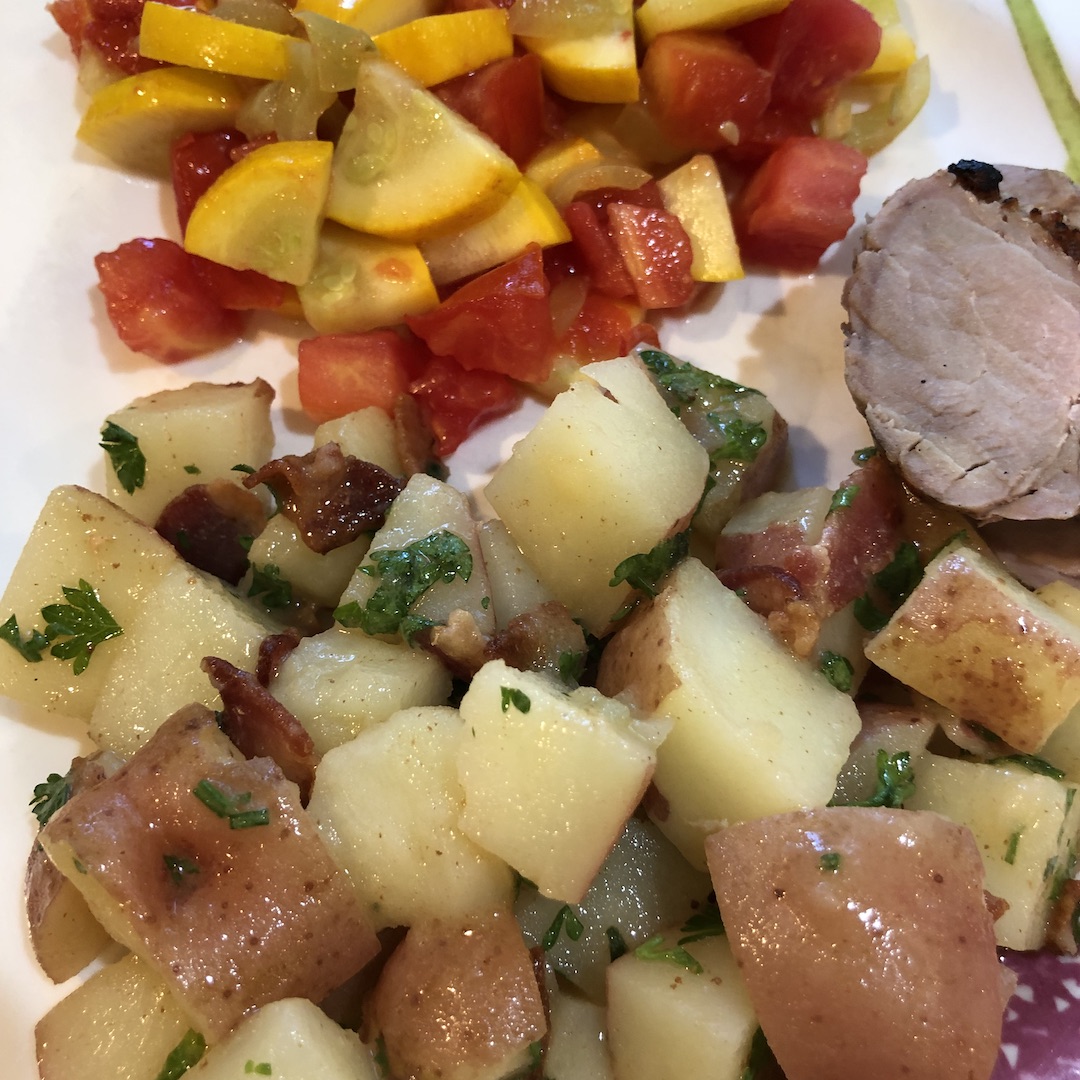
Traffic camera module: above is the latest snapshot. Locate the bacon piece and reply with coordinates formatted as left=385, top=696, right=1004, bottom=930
left=485, top=602, right=589, bottom=679
left=244, top=441, right=404, bottom=554
left=256, top=628, right=302, bottom=687
left=202, top=656, right=320, bottom=804
left=155, top=479, right=267, bottom=585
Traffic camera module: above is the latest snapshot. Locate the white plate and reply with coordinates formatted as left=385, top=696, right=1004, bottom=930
left=0, top=2, right=1076, bottom=1076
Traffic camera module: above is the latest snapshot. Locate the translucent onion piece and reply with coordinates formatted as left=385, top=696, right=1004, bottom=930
left=547, top=160, right=653, bottom=209
left=236, top=39, right=338, bottom=141
left=295, top=10, right=374, bottom=92
left=507, top=0, right=630, bottom=40
left=212, top=0, right=300, bottom=34
left=548, top=275, right=589, bottom=338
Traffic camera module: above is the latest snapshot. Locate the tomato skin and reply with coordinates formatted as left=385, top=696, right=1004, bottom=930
left=434, top=54, right=551, bottom=169
left=641, top=31, right=773, bottom=152
left=606, top=203, right=696, bottom=309
left=95, top=238, right=246, bottom=363
left=733, top=136, right=868, bottom=271
left=556, top=290, right=659, bottom=364
left=190, top=257, right=290, bottom=312
left=733, top=0, right=881, bottom=116
left=409, top=355, right=523, bottom=456
left=298, top=330, right=428, bottom=424
left=405, top=244, right=556, bottom=385
left=562, top=201, right=637, bottom=300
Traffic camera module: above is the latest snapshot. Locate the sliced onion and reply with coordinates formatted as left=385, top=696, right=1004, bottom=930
left=548, top=276, right=590, bottom=338
left=236, top=39, right=338, bottom=141
left=507, top=0, right=630, bottom=40
left=295, top=10, right=374, bottom=92
left=212, top=0, right=299, bottom=34
left=547, top=160, right=654, bottom=210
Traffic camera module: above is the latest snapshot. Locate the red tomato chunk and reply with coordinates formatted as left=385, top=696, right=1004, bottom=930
left=95, top=238, right=246, bottom=364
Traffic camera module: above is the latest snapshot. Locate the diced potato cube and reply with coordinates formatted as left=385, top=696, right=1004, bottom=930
left=458, top=659, right=668, bottom=903
left=246, top=514, right=368, bottom=609
left=0, top=486, right=182, bottom=719
left=905, top=754, right=1080, bottom=950
left=308, top=705, right=515, bottom=929
left=339, top=472, right=494, bottom=638
left=314, top=407, right=404, bottom=476
left=36, top=954, right=192, bottom=1080
left=89, top=562, right=274, bottom=756
left=606, top=931, right=757, bottom=1080
left=597, top=558, right=861, bottom=867
left=486, top=357, right=708, bottom=635
left=866, top=545, right=1080, bottom=752
left=477, top=519, right=556, bottom=630
left=544, top=990, right=613, bottom=1080
left=188, top=998, right=380, bottom=1080
left=270, top=625, right=452, bottom=755
left=103, top=380, right=275, bottom=525
left=39, top=705, right=379, bottom=1038
left=516, top=816, right=712, bottom=1001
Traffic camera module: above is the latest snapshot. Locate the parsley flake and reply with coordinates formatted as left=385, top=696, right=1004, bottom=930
left=678, top=902, right=725, bottom=945
left=244, top=1063, right=273, bottom=1076
left=1004, top=829, right=1024, bottom=865
left=634, top=933, right=703, bottom=975
left=708, top=414, right=768, bottom=463
left=988, top=754, right=1066, bottom=780
left=854, top=541, right=923, bottom=632
left=100, top=421, right=146, bottom=495
left=819, top=852, right=842, bottom=873
left=193, top=779, right=270, bottom=829
left=247, top=563, right=293, bottom=610
left=828, top=484, right=859, bottom=514
left=819, top=651, right=854, bottom=693
left=153, top=1029, right=206, bottom=1080
left=542, top=904, right=584, bottom=950
left=164, top=854, right=200, bottom=886
left=30, top=772, right=72, bottom=828
left=500, top=686, right=531, bottom=714
left=833, top=748, right=916, bottom=809
left=40, top=580, right=123, bottom=675
left=334, top=530, right=472, bottom=642
left=610, top=531, right=689, bottom=598
left=0, top=614, right=50, bottom=663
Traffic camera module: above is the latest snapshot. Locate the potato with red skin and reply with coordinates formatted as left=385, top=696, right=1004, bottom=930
left=706, top=807, right=1008, bottom=1080
left=371, top=907, right=547, bottom=1080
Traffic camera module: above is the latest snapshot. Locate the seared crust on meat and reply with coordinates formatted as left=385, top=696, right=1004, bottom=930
left=843, top=163, right=1080, bottom=522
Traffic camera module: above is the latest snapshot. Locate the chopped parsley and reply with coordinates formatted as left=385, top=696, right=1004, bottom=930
left=2, top=580, right=123, bottom=675
left=193, top=779, right=270, bottom=829
left=819, top=651, right=854, bottom=693
left=526, top=1042, right=544, bottom=1072
left=989, top=754, right=1066, bottom=781
left=100, top=420, right=146, bottom=495
left=678, top=901, right=725, bottom=945
left=828, top=484, right=859, bottom=514
left=153, top=1029, right=206, bottom=1080
left=163, top=854, right=200, bottom=886
left=334, top=530, right=472, bottom=642
left=1004, top=829, right=1024, bottom=865
left=832, top=748, right=916, bottom=810
left=852, top=446, right=878, bottom=464
left=610, top=530, right=689, bottom=598
left=854, top=541, right=923, bottom=632
left=558, top=649, right=586, bottom=686
left=1, top=614, right=50, bottom=663
left=183, top=464, right=201, bottom=475
left=244, top=1063, right=273, bottom=1076
left=634, top=933, right=703, bottom=975
left=500, top=686, right=531, bottom=714
left=819, top=852, right=842, bottom=873
left=232, top=463, right=256, bottom=474
left=707, top=414, right=767, bottom=463
left=741, top=1028, right=778, bottom=1080
left=373, top=1035, right=390, bottom=1078
left=30, top=772, right=72, bottom=828
left=607, top=926, right=628, bottom=962
left=542, top=904, right=584, bottom=950
left=247, top=563, right=293, bottom=611
left=639, top=348, right=756, bottom=408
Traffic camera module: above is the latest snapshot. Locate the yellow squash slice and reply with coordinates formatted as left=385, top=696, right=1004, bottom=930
left=325, top=56, right=520, bottom=241
left=292, top=0, right=441, bottom=35
left=184, top=140, right=334, bottom=285
left=138, top=2, right=294, bottom=81
left=77, top=67, right=249, bottom=177
left=519, top=27, right=639, bottom=104
left=636, top=0, right=793, bottom=43
left=373, top=9, right=514, bottom=87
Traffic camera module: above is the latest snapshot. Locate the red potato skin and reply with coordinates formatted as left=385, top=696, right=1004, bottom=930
left=706, top=807, right=1007, bottom=1080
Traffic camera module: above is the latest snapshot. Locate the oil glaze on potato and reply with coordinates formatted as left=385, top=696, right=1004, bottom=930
left=707, top=807, right=1008, bottom=1080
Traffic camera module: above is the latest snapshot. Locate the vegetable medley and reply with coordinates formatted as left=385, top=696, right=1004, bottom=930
left=53, top=0, right=928, bottom=450
left=9, top=1, right=1080, bottom=1080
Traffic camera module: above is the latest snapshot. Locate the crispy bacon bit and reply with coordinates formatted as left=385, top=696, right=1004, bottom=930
left=202, top=656, right=320, bottom=804
left=984, top=890, right=1011, bottom=925
left=486, top=602, right=589, bottom=679
left=1046, top=880, right=1080, bottom=955
left=244, top=441, right=405, bottom=555
left=718, top=564, right=805, bottom=614
left=256, top=628, right=302, bottom=687
left=428, top=610, right=489, bottom=679
left=155, top=480, right=267, bottom=585
left=393, top=393, right=446, bottom=479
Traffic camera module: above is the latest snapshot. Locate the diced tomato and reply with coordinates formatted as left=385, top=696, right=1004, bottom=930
left=555, top=290, right=660, bottom=365
left=409, top=355, right=523, bottom=456
left=190, top=257, right=289, bottom=312
left=725, top=104, right=816, bottom=167
left=171, top=129, right=251, bottom=232
left=405, top=244, right=556, bottom=385
left=297, top=329, right=429, bottom=424
left=606, top=203, right=696, bottom=309
left=641, top=31, right=773, bottom=152
left=732, top=136, right=868, bottom=271
left=574, top=180, right=667, bottom=214
left=95, top=238, right=246, bottom=363
left=562, top=201, right=636, bottom=300
left=733, top=0, right=882, bottom=117
left=49, top=0, right=185, bottom=73
left=434, top=54, right=550, bottom=169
